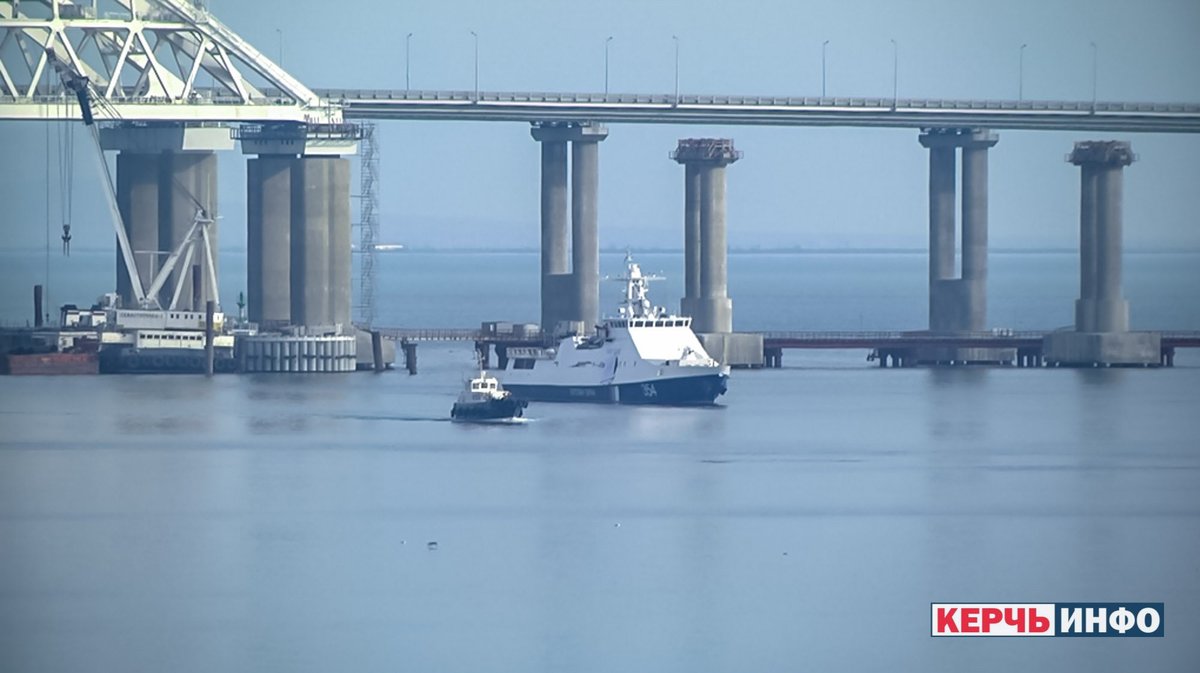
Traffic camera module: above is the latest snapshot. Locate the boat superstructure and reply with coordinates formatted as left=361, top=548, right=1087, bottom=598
left=493, top=254, right=729, bottom=405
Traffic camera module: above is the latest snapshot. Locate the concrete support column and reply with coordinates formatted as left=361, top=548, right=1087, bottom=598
left=540, top=141, right=569, bottom=276
left=115, top=152, right=160, bottom=307
left=682, top=163, right=702, bottom=316
left=571, top=139, right=601, bottom=329
left=1068, top=141, right=1133, bottom=334
left=928, top=146, right=956, bottom=283
left=672, top=138, right=740, bottom=334
left=697, top=165, right=733, bottom=332
left=290, top=156, right=350, bottom=328
left=159, top=151, right=218, bottom=310
left=531, top=122, right=608, bottom=334
left=918, top=128, right=997, bottom=333
left=1094, top=164, right=1129, bottom=332
left=1076, top=163, right=1099, bottom=331
left=960, top=141, right=993, bottom=331
left=247, top=156, right=294, bottom=326
left=539, top=140, right=569, bottom=330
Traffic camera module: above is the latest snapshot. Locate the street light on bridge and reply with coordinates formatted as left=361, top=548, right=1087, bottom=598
left=406, top=32, right=414, bottom=91
left=889, top=38, right=898, bottom=108
left=1090, top=41, right=1098, bottom=109
left=471, top=30, right=479, bottom=101
left=605, top=36, right=613, bottom=95
left=1019, top=43, right=1027, bottom=101
left=822, top=39, right=829, bottom=98
left=672, top=35, right=680, bottom=101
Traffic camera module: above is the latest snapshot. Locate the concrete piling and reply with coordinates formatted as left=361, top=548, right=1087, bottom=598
left=33, top=285, right=43, bottom=328
left=204, top=299, right=215, bottom=377
left=403, top=341, right=418, bottom=375
left=371, top=330, right=385, bottom=373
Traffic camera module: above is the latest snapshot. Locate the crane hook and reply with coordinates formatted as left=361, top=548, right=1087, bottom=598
left=61, top=224, right=72, bottom=256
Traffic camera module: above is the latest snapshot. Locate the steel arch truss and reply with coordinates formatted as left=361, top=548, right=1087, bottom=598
left=0, top=0, right=339, bottom=123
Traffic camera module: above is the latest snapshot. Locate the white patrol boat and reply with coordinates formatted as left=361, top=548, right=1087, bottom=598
left=492, top=254, right=729, bottom=405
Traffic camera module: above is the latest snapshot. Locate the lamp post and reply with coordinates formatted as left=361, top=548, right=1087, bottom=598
left=605, top=36, right=613, bottom=95
left=1089, top=41, right=1098, bottom=108
left=672, top=35, right=679, bottom=101
left=471, top=30, right=479, bottom=101
left=889, top=38, right=897, bottom=108
left=406, top=32, right=413, bottom=91
left=822, top=39, right=829, bottom=98
left=1019, top=43, right=1027, bottom=101
left=275, top=28, right=283, bottom=66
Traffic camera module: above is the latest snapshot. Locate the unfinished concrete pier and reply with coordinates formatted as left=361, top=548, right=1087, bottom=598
left=671, top=138, right=762, bottom=367
left=531, top=122, right=608, bottom=334
left=1044, top=141, right=1161, bottom=366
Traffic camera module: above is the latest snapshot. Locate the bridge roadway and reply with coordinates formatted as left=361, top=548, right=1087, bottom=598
left=374, top=327, right=1200, bottom=350
left=317, top=89, right=1200, bottom=133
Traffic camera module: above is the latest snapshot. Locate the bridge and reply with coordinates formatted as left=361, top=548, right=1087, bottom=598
left=3, top=1, right=1198, bottom=371
left=319, top=89, right=1200, bottom=133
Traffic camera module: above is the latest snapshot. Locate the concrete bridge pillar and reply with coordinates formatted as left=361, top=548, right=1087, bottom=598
left=918, top=128, right=997, bottom=334
left=572, top=137, right=602, bottom=330
left=537, top=139, right=569, bottom=331
left=671, top=138, right=741, bottom=334
left=531, top=122, right=608, bottom=334
left=1044, top=141, right=1159, bottom=366
left=1070, top=141, right=1133, bottom=333
left=290, top=156, right=351, bottom=329
left=247, top=155, right=295, bottom=328
left=114, top=152, right=160, bottom=307
left=159, top=151, right=218, bottom=311
left=681, top=163, right=702, bottom=318
left=102, top=124, right=233, bottom=310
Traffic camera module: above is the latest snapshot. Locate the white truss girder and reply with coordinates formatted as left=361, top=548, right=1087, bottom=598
left=0, top=0, right=339, bottom=123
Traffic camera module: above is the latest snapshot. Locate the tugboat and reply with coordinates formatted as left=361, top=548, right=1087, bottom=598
left=450, top=370, right=529, bottom=422
left=492, top=253, right=730, bottom=405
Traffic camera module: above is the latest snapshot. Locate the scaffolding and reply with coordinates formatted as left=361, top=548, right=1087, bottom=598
left=355, top=122, right=379, bottom=327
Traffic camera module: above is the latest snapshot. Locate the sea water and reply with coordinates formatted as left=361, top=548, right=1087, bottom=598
left=0, top=250, right=1197, bottom=672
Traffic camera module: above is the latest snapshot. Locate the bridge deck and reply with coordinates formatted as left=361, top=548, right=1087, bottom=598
left=318, top=89, right=1200, bottom=133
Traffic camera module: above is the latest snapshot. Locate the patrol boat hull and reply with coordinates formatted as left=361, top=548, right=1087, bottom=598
left=504, top=372, right=727, bottom=405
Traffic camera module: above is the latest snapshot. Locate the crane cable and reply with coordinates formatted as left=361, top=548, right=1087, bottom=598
left=58, top=115, right=74, bottom=256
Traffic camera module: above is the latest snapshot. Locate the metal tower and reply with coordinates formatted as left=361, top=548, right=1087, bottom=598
left=355, top=121, right=379, bottom=327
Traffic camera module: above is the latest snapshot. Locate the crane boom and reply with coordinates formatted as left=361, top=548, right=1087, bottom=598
left=47, top=49, right=152, bottom=308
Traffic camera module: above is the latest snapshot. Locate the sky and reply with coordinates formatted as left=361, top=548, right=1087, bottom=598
left=1, top=0, right=1199, bottom=252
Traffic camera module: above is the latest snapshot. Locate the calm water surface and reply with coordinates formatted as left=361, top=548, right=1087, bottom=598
left=1, top=252, right=1198, bottom=671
